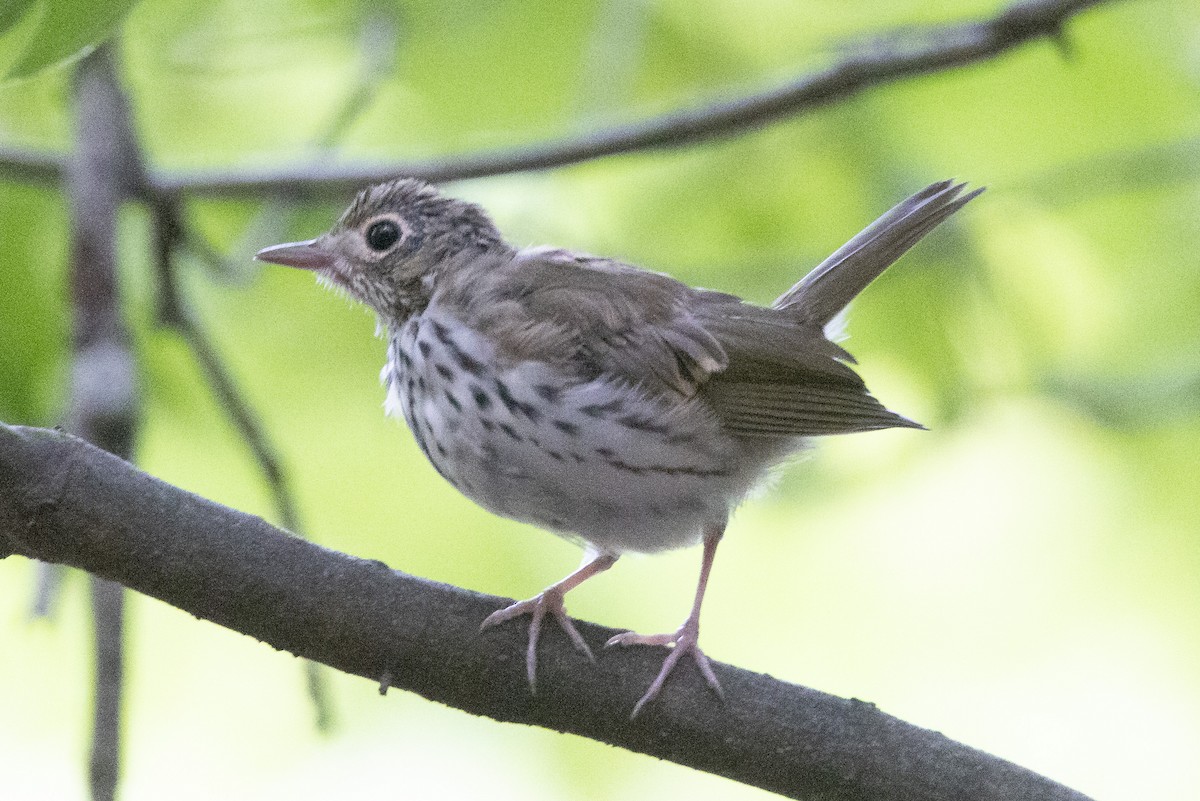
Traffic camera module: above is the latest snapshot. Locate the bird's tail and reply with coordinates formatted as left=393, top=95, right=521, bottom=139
left=772, top=180, right=982, bottom=334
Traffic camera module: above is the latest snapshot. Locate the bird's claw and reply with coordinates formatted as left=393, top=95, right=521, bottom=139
left=481, top=589, right=593, bottom=692
left=605, top=621, right=724, bottom=717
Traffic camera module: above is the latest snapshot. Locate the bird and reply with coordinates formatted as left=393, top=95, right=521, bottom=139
left=256, top=177, right=980, bottom=716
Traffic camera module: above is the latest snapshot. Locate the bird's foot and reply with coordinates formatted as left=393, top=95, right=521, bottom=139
left=480, top=587, right=593, bottom=693
left=605, top=617, right=724, bottom=717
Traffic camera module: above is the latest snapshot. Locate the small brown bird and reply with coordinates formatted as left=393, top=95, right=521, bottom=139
left=257, top=178, right=980, bottom=715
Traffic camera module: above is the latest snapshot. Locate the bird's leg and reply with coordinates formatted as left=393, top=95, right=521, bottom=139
left=606, top=523, right=726, bottom=717
left=480, top=550, right=618, bottom=693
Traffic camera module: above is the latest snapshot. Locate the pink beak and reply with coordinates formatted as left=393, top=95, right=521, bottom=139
left=255, top=239, right=334, bottom=271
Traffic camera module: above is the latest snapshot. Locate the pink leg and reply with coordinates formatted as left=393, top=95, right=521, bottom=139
left=606, top=523, right=726, bottom=717
left=480, top=552, right=618, bottom=693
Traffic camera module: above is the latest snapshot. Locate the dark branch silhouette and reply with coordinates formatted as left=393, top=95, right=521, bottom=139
left=0, top=0, right=1116, bottom=199
left=0, top=423, right=1095, bottom=801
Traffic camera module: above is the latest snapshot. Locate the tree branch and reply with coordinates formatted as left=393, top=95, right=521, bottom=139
left=63, top=44, right=144, bottom=801
left=0, top=144, right=62, bottom=185
left=0, top=423, right=1094, bottom=801
left=157, top=0, right=1109, bottom=198
left=0, top=0, right=1118, bottom=199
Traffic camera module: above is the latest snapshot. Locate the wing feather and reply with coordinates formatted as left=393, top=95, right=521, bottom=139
left=458, top=178, right=979, bottom=440
left=480, top=247, right=727, bottom=397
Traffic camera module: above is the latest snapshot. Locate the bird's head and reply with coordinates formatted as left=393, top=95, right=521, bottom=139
left=256, top=178, right=508, bottom=321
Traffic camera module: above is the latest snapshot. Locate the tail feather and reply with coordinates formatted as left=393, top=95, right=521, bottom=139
left=772, top=180, right=983, bottom=329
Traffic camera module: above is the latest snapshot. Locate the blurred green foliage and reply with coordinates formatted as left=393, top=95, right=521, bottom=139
left=0, top=0, right=141, bottom=79
left=1, top=1, right=1199, bottom=800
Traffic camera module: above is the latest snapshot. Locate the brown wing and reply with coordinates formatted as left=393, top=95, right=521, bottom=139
left=464, top=248, right=915, bottom=437
left=694, top=181, right=982, bottom=438
left=473, top=247, right=728, bottom=397
left=695, top=299, right=922, bottom=437
left=461, top=174, right=976, bottom=438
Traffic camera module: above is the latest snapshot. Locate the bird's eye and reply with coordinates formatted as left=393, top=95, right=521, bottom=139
left=365, top=219, right=401, bottom=252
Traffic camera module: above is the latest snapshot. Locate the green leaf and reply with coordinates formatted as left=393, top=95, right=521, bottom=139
left=0, top=0, right=39, bottom=36
left=5, top=0, right=142, bottom=80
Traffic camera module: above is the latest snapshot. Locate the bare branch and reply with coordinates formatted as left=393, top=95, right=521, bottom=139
left=156, top=0, right=1113, bottom=198
left=150, top=203, right=303, bottom=533
left=0, top=423, right=1096, bottom=801
left=0, top=0, right=1119, bottom=198
left=64, top=44, right=142, bottom=801
left=158, top=0, right=1113, bottom=199
left=88, top=574, right=124, bottom=801
left=0, top=144, right=62, bottom=185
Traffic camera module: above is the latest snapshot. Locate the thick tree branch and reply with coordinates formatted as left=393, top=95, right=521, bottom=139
left=0, top=0, right=1118, bottom=199
left=0, top=423, right=1094, bottom=801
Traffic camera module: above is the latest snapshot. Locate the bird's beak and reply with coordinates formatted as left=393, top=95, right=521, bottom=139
left=254, top=239, right=334, bottom=271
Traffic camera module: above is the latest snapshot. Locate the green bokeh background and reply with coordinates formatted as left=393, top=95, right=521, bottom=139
left=2, top=1, right=1199, bottom=799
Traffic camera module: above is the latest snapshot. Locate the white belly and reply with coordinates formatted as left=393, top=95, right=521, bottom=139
left=381, top=307, right=765, bottom=554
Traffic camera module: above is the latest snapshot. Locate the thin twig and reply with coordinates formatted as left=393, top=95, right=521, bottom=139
left=0, top=0, right=1119, bottom=198
left=0, top=144, right=61, bottom=184
left=312, top=4, right=399, bottom=150
left=151, top=203, right=301, bottom=530
left=145, top=20, right=407, bottom=556
left=144, top=0, right=404, bottom=533
left=178, top=217, right=244, bottom=281
left=151, top=199, right=336, bottom=730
